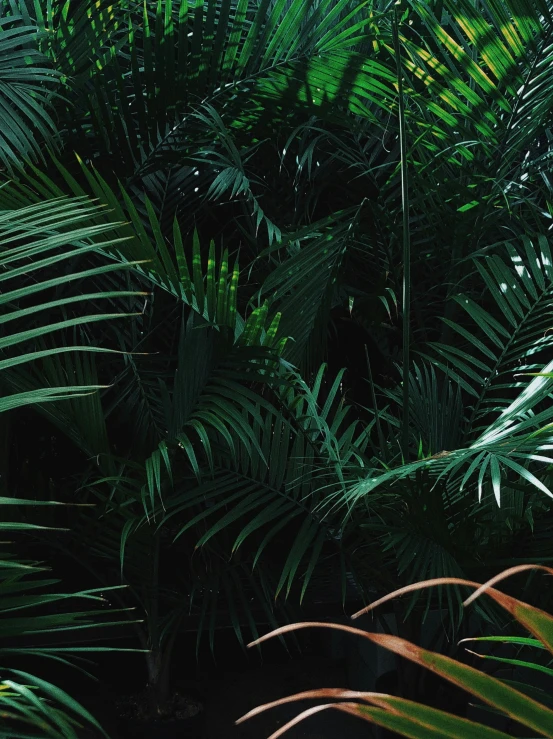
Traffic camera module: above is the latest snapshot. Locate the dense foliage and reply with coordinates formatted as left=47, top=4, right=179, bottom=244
left=0, top=200, right=142, bottom=735
left=2, top=0, right=553, bottom=731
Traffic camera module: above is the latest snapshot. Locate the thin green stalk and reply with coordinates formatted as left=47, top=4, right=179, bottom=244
left=392, top=10, right=411, bottom=460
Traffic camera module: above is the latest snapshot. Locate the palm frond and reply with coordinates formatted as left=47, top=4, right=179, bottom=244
left=43, top=0, right=398, bottom=173
left=256, top=207, right=366, bottom=371
left=0, top=196, right=143, bottom=413
left=0, top=10, right=61, bottom=171
left=428, top=236, right=553, bottom=434
left=0, top=534, right=139, bottom=739
left=145, top=364, right=371, bottom=601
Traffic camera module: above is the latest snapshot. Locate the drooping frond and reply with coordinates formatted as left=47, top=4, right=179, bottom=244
left=428, top=236, right=553, bottom=435
left=0, top=196, right=141, bottom=413
left=0, top=10, right=61, bottom=171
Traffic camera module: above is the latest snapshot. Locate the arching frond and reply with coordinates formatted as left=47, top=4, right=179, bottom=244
left=428, top=236, right=553, bottom=435
left=0, top=196, right=141, bottom=413
left=0, top=12, right=60, bottom=171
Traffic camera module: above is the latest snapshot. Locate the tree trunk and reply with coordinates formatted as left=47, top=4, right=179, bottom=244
left=146, top=646, right=172, bottom=716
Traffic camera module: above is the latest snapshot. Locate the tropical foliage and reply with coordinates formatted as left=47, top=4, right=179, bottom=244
left=2, top=0, right=553, bottom=728
left=0, top=198, right=141, bottom=737
left=239, top=565, right=553, bottom=739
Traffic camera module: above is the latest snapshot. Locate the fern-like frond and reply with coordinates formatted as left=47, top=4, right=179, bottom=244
left=428, top=236, right=553, bottom=435
left=0, top=196, right=142, bottom=413
left=0, top=12, right=61, bottom=171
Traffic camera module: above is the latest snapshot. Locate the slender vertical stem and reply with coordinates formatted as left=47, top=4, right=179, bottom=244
left=392, top=10, right=411, bottom=460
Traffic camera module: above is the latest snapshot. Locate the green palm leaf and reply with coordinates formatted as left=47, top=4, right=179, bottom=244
left=0, top=12, right=61, bottom=172
left=0, top=189, right=143, bottom=737
left=428, top=236, right=553, bottom=433
left=0, top=196, right=143, bottom=413
left=36, top=0, right=398, bottom=173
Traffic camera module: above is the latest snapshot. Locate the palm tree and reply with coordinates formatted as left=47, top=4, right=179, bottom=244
left=3, top=0, right=553, bottom=718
